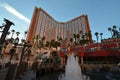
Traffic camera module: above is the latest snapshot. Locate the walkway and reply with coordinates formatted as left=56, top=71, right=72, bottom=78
left=0, top=68, right=8, bottom=80
left=20, top=69, right=36, bottom=80
left=20, top=69, right=63, bottom=80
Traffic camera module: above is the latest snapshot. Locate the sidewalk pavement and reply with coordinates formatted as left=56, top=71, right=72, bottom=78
left=20, top=69, right=36, bottom=80
left=0, top=68, right=8, bottom=80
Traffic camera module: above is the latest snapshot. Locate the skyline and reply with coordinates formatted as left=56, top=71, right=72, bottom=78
left=0, top=0, right=120, bottom=42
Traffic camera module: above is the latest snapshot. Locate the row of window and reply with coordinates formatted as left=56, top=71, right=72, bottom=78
left=35, top=10, right=89, bottom=41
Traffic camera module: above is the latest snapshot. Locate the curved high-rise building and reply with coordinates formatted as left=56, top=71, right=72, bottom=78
left=27, top=7, right=92, bottom=45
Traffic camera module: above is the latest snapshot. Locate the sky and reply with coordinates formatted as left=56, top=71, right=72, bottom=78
left=0, top=0, right=120, bottom=42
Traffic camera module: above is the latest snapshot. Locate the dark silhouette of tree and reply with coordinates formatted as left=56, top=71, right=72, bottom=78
left=85, top=32, right=88, bottom=39
left=16, top=32, right=20, bottom=37
left=95, top=32, right=99, bottom=43
left=100, top=33, right=103, bottom=41
left=11, top=29, right=15, bottom=38
left=73, top=33, right=77, bottom=43
left=70, top=38, right=73, bottom=43
left=76, top=34, right=80, bottom=43
left=108, top=25, right=120, bottom=38
left=24, top=31, right=27, bottom=39
left=6, top=31, right=10, bottom=39
left=79, top=31, right=83, bottom=40
left=87, top=31, right=92, bottom=43
left=82, top=35, right=85, bottom=40
left=58, top=37, right=63, bottom=41
left=108, top=27, right=112, bottom=38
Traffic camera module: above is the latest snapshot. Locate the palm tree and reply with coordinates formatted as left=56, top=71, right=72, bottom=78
left=41, top=36, right=45, bottom=42
left=16, top=32, right=20, bottom=37
left=79, top=31, right=83, bottom=40
left=82, top=35, right=85, bottom=40
left=45, top=41, right=50, bottom=47
left=41, top=36, right=45, bottom=47
left=95, top=32, right=99, bottom=43
left=11, top=29, right=15, bottom=38
left=7, top=31, right=10, bottom=35
left=85, top=32, right=88, bottom=39
left=100, top=33, right=103, bottom=41
left=112, top=25, right=120, bottom=38
left=21, top=39, right=25, bottom=44
left=87, top=31, right=92, bottom=43
left=50, top=39, right=55, bottom=48
left=24, top=31, right=27, bottom=39
left=58, top=37, right=63, bottom=41
left=113, top=25, right=117, bottom=30
left=10, top=29, right=15, bottom=42
left=70, top=37, right=73, bottom=46
left=6, top=32, right=10, bottom=39
left=76, top=34, right=80, bottom=43
left=108, top=27, right=112, bottom=38
left=73, top=33, right=77, bottom=43
left=70, top=38, right=73, bottom=43
left=54, top=41, right=61, bottom=49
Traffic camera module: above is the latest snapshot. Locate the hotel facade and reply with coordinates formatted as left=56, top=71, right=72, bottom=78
left=27, top=7, right=92, bottom=44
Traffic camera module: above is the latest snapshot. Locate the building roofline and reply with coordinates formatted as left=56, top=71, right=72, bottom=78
left=35, top=7, right=88, bottom=24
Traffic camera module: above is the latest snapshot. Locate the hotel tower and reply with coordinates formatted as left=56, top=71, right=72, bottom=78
left=27, top=7, right=92, bottom=45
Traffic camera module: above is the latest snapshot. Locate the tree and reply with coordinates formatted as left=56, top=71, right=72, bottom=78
left=6, top=32, right=10, bottom=39
left=108, top=27, right=112, bottom=38
left=112, top=25, right=120, bottom=38
left=95, top=32, right=99, bottom=43
left=24, top=31, right=27, bottom=39
left=21, top=39, right=25, bottom=44
left=73, top=33, right=77, bottom=43
left=7, top=32, right=10, bottom=35
left=39, top=36, right=45, bottom=48
left=41, top=36, right=45, bottom=41
left=16, top=32, right=20, bottom=37
left=58, top=37, right=63, bottom=41
left=85, top=32, right=88, bottom=40
left=70, top=38, right=73, bottom=42
left=76, top=34, right=80, bottom=43
left=113, top=25, right=117, bottom=30
left=50, top=39, right=55, bottom=48
left=79, top=31, right=83, bottom=40
left=87, top=31, right=92, bottom=43
left=100, top=33, right=103, bottom=41
left=82, top=35, right=85, bottom=40
left=45, top=41, right=50, bottom=47
left=11, top=29, right=15, bottom=38
left=54, top=41, right=61, bottom=49
left=70, top=37, right=73, bottom=46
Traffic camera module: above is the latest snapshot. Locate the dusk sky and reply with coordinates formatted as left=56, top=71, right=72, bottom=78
left=0, top=0, right=120, bottom=42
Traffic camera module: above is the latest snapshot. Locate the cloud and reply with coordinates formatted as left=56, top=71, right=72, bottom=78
left=1, top=3, right=30, bottom=24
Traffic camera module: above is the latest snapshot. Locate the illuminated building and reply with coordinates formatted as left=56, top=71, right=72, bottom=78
left=27, top=7, right=92, bottom=44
